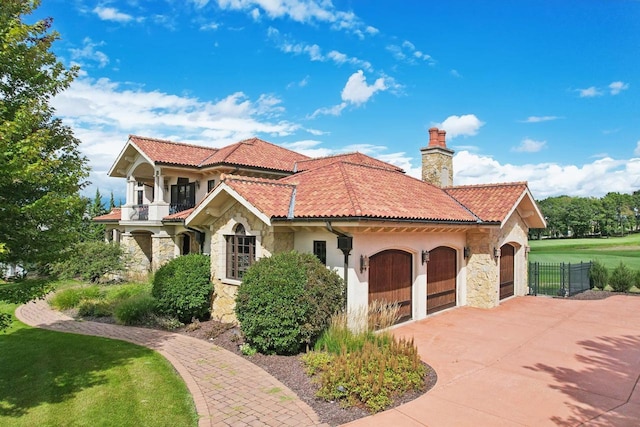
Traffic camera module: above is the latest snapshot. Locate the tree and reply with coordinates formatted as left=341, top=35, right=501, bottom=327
left=0, top=0, right=88, bottom=265
left=109, top=191, right=116, bottom=210
left=78, top=189, right=107, bottom=242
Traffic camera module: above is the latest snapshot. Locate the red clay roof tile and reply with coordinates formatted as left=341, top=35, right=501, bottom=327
left=222, top=175, right=295, bottom=218
left=199, top=138, right=309, bottom=172
left=295, top=152, right=404, bottom=173
left=93, top=208, right=121, bottom=222
left=129, top=135, right=219, bottom=167
left=445, top=182, right=529, bottom=222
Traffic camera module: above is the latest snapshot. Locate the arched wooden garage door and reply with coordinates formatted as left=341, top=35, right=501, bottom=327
left=500, top=244, right=515, bottom=300
left=369, top=250, right=412, bottom=321
left=427, top=246, right=457, bottom=314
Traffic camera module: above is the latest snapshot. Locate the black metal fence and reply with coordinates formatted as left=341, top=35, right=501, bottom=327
left=528, top=262, right=592, bottom=297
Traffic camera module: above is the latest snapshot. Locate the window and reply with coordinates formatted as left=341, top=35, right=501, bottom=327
left=226, top=224, right=255, bottom=279
left=207, top=179, right=216, bottom=192
left=170, top=177, right=196, bottom=213
left=137, top=190, right=144, bottom=205
left=313, top=240, right=327, bottom=265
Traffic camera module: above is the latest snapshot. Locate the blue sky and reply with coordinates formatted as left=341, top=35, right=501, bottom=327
left=34, top=0, right=640, bottom=201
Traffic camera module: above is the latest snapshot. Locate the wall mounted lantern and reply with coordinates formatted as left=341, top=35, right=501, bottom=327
left=494, top=247, right=500, bottom=259
left=360, top=255, right=369, bottom=273
left=464, top=247, right=471, bottom=259
left=421, top=250, right=430, bottom=264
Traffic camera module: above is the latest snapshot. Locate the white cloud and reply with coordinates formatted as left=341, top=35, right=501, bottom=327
left=450, top=69, right=462, bottom=78
left=521, top=115, right=560, bottom=123
left=52, top=76, right=302, bottom=197
left=453, top=151, right=640, bottom=198
left=387, top=41, right=434, bottom=65
left=365, top=26, right=379, bottom=35
left=200, top=22, right=220, bottom=30
left=190, top=0, right=210, bottom=7
left=512, top=138, right=546, bottom=153
left=216, top=0, right=368, bottom=35
left=69, top=38, right=109, bottom=68
left=93, top=6, right=136, bottom=23
left=437, top=114, right=485, bottom=138
left=310, top=102, right=347, bottom=118
left=282, top=139, right=333, bottom=158
left=578, top=86, right=603, bottom=98
left=341, top=70, right=386, bottom=105
left=609, top=81, right=629, bottom=95
left=635, top=141, right=640, bottom=156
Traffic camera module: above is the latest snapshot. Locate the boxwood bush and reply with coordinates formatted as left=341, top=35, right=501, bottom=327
left=151, top=254, right=212, bottom=323
left=235, top=251, right=345, bottom=355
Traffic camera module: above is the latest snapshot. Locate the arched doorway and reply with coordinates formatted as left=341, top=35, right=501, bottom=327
left=500, top=244, right=515, bottom=300
left=426, top=246, right=457, bottom=314
left=368, top=250, right=412, bottom=322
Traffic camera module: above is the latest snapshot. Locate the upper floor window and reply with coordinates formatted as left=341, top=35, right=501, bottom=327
left=313, top=240, right=327, bottom=265
left=225, top=224, right=255, bottom=280
left=170, top=177, right=195, bottom=213
left=207, top=179, right=216, bottom=192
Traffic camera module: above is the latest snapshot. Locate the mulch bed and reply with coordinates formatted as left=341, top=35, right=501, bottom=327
left=566, top=289, right=640, bottom=300
left=176, top=320, right=437, bottom=426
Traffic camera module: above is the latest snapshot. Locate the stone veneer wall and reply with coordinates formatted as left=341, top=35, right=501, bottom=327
left=208, top=202, right=294, bottom=323
left=122, top=232, right=152, bottom=281
left=152, top=232, right=176, bottom=271
left=465, top=228, right=500, bottom=308
left=421, top=147, right=453, bottom=188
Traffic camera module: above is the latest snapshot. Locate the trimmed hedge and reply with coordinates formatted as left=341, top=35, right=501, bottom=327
left=235, top=251, right=345, bottom=355
left=151, top=254, right=212, bottom=323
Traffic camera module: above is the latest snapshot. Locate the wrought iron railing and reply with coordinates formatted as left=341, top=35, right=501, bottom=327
left=129, top=204, right=149, bottom=221
left=169, top=203, right=195, bottom=215
left=529, top=262, right=592, bottom=297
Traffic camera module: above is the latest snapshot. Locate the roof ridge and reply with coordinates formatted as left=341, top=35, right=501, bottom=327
left=243, top=137, right=312, bottom=159
left=221, top=174, right=296, bottom=188
left=339, top=162, right=363, bottom=216
left=129, top=135, right=219, bottom=152
left=296, top=151, right=362, bottom=163
left=447, top=181, right=528, bottom=190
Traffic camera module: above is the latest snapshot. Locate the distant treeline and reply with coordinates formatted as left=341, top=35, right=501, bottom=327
left=532, top=191, right=640, bottom=239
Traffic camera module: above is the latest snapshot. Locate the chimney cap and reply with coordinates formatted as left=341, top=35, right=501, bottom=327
left=428, top=127, right=447, bottom=148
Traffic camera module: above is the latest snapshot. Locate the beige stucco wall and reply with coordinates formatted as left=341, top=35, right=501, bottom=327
left=208, top=202, right=294, bottom=323
left=498, top=212, right=529, bottom=296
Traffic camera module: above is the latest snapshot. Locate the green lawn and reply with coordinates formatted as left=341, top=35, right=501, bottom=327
left=0, top=282, right=198, bottom=427
left=529, top=233, right=640, bottom=270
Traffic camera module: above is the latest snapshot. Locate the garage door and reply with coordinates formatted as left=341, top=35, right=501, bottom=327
left=369, top=250, right=412, bottom=321
left=427, top=246, right=457, bottom=314
left=500, top=244, right=515, bottom=300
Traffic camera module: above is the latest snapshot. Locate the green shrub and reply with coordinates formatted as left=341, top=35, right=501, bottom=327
left=634, top=270, right=640, bottom=290
left=235, top=251, right=345, bottom=355
left=77, top=298, right=113, bottom=317
left=50, top=286, right=101, bottom=310
left=51, top=241, right=124, bottom=282
left=304, top=333, right=426, bottom=413
left=151, top=254, right=212, bottom=323
left=114, top=294, right=157, bottom=325
left=609, top=262, right=634, bottom=292
left=589, top=260, right=609, bottom=290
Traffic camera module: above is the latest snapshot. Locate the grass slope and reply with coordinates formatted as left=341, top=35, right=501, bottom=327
left=0, top=290, right=197, bottom=427
left=529, top=234, right=640, bottom=270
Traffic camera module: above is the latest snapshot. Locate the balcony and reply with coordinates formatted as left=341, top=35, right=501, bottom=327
left=128, top=204, right=149, bottom=221
left=170, top=203, right=196, bottom=215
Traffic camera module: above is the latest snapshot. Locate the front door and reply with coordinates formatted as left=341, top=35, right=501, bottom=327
left=368, top=250, right=412, bottom=322
left=500, top=244, right=515, bottom=300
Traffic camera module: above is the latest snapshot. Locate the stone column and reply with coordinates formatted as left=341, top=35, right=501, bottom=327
left=151, top=231, right=176, bottom=271
left=465, top=229, right=500, bottom=308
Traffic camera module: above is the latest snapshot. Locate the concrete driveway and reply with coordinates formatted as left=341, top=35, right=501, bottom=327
left=344, top=295, right=640, bottom=427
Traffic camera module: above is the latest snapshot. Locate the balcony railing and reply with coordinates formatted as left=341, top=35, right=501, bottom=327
left=170, top=203, right=196, bottom=215
left=129, top=204, right=149, bottom=221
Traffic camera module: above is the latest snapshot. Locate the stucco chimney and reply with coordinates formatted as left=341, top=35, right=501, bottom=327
left=421, top=127, right=454, bottom=187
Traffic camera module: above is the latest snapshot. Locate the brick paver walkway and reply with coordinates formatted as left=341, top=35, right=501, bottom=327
left=15, top=299, right=327, bottom=427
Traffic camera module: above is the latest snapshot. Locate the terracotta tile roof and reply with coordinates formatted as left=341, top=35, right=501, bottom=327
left=200, top=138, right=310, bottom=172
left=163, top=208, right=195, bottom=221
left=222, top=175, right=295, bottom=218
left=295, top=152, right=404, bottom=173
left=129, top=135, right=219, bottom=167
left=93, top=208, right=121, bottom=222
left=445, top=182, right=529, bottom=223
left=276, top=162, right=477, bottom=221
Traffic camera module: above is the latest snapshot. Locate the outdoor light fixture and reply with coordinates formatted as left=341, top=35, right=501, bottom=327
left=494, top=247, right=500, bottom=259
left=195, top=180, right=201, bottom=189
left=360, top=255, right=369, bottom=273
left=421, top=250, right=430, bottom=264
left=464, top=247, right=471, bottom=259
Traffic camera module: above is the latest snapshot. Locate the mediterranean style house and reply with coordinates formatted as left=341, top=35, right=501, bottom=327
left=95, top=128, right=545, bottom=323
